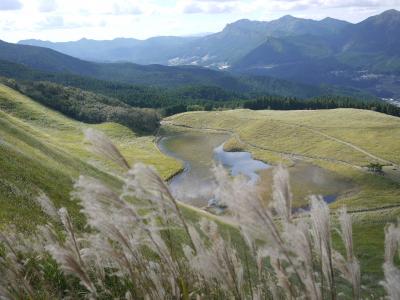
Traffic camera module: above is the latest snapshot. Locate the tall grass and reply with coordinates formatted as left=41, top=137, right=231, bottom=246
left=0, top=129, right=399, bottom=299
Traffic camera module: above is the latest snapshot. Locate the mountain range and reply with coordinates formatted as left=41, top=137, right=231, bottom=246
left=19, top=9, right=400, bottom=100
left=19, top=10, right=399, bottom=70
left=4, top=37, right=374, bottom=102
left=19, top=13, right=352, bottom=67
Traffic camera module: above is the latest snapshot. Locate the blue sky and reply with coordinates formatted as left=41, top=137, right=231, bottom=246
left=1, top=0, right=399, bottom=42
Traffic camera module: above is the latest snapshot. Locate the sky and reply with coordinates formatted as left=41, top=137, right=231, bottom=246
left=0, top=0, right=399, bottom=42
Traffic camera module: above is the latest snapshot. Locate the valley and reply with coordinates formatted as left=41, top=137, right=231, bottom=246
left=1, top=6, right=400, bottom=299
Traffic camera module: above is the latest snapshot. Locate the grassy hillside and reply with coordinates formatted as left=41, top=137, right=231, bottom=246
left=0, top=83, right=181, bottom=231
left=167, top=109, right=400, bottom=164
left=166, top=109, right=400, bottom=208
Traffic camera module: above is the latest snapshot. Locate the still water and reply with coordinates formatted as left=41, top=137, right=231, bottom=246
left=158, top=131, right=269, bottom=207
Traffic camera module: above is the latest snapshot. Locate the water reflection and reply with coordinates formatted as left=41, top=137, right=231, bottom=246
left=159, top=132, right=269, bottom=207
left=214, top=145, right=270, bottom=183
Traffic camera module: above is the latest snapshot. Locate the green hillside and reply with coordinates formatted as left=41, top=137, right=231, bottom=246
left=165, top=109, right=400, bottom=287
left=0, top=83, right=181, bottom=231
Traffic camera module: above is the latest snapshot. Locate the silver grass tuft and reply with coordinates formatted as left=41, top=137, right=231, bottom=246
left=84, top=128, right=130, bottom=170
left=310, top=195, right=336, bottom=297
left=337, top=207, right=361, bottom=299
left=381, top=222, right=400, bottom=299
left=43, top=208, right=97, bottom=295
left=272, top=164, right=292, bottom=222
left=34, top=192, right=59, bottom=221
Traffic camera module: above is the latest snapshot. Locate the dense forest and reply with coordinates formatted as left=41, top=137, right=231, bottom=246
left=243, top=95, right=400, bottom=117
left=0, top=78, right=160, bottom=133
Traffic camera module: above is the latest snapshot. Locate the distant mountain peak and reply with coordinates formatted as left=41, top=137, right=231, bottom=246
left=224, top=19, right=257, bottom=27
left=278, top=15, right=298, bottom=21
left=231, top=18, right=252, bottom=24
left=320, top=17, right=350, bottom=27
left=222, top=19, right=264, bottom=32
left=361, top=8, right=400, bottom=26
left=321, top=16, right=345, bottom=23
left=368, top=9, right=400, bottom=20
left=379, top=9, right=400, bottom=16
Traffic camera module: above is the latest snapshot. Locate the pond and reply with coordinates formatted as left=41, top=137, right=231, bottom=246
left=213, top=144, right=270, bottom=183
left=158, top=129, right=355, bottom=209
left=158, top=131, right=269, bottom=207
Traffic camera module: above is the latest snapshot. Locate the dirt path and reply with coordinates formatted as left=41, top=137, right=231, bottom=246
left=161, top=121, right=362, bottom=169
left=239, top=117, right=398, bottom=167
left=163, top=118, right=400, bottom=170
left=161, top=120, right=400, bottom=223
left=297, top=125, right=398, bottom=167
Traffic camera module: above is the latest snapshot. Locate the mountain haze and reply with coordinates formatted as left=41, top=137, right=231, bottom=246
left=2, top=39, right=356, bottom=101
left=17, top=10, right=400, bottom=100
left=19, top=14, right=351, bottom=67
left=18, top=10, right=399, bottom=73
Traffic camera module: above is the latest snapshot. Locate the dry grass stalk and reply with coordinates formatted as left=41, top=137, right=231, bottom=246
left=336, top=207, right=361, bottom=299
left=84, top=128, right=130, bottom=170
left=34, top=191, right=59, bottom=221
left=380, top=222, right=400, bottom=299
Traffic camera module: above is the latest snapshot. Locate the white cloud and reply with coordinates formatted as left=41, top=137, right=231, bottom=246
left=183, top=3, right=203, bottom=13
left=249, top=0, right=400, bottom=12
left=112, top=1, right=144, bottom=15
left=0, top=0, right=399, bottom=42
left=38, top=0, right=57, bottom=12
left=37, top=16, right=64, bottom=29
left=182, top=0, right=237, bottom=14
left=0, top=0, right=22, bottom=10
left=36, top=15, right=95, bottom=30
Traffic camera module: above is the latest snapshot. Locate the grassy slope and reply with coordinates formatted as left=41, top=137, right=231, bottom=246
left=166, top=109, right=400, bottom=209
left=0, top=83, right=181, bottom=231
left=166, top=108, right=400, bottom=284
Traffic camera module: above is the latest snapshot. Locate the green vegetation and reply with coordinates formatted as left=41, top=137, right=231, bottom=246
left=367, top=162, right=384, bottom=174
left=0, top=83, right=181, bottom=230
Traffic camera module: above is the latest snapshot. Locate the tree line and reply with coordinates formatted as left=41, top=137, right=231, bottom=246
left=1, top=76, right=398, bottom=134
left=243, top=95, right=400, bottom=117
